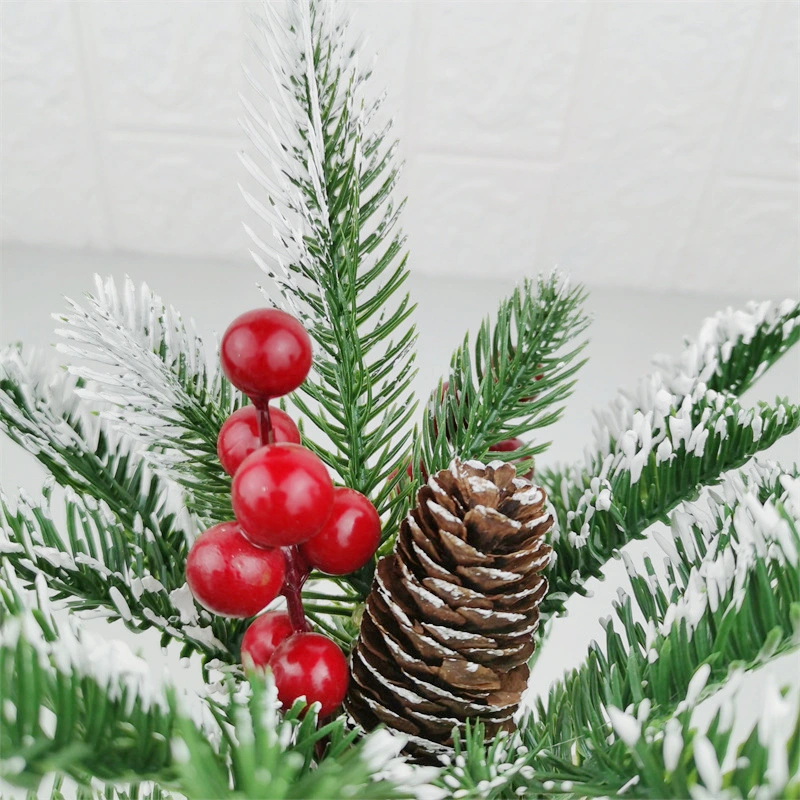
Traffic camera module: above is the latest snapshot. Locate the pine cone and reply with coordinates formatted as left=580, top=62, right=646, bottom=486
left=345, top=459, right=553, bottom=760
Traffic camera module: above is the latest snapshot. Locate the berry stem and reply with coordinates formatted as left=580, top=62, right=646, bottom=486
left=254, top=398, right=309, bottom=632
left=281, top=546, right=311, bottom=632
left=255, top=400, right=275, bottom=446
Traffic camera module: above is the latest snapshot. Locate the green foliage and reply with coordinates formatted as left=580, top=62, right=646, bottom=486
left=0, top=571, right=409, bottom=799
left=0, top=346, right=186, bottom=539
left=54, top=276, right=245, bottom=524
left=0, top=578, right=178, bottom=790
left=542, top=297, right=800, bottom=619
left=0, top=1, right=799, bottom=797
left=440, top=463, right=800, bottom=799
left=172, top=676, right=411, bottom=800
left=30, top=776, right=175, bottom=800
left=0, top=349, right=244, bottom=661
left=541, top=393, right=800, bottom=619
left=418, top=273, right=589, bottom=481
left=242, top=0, right=418, bottom=555
left=663, top=298, right=800, bottom=397
left=0, top=488, right=241, bottom=661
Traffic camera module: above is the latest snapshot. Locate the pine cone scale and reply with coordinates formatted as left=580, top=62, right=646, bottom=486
left=346, top=459, right=554, bottom=757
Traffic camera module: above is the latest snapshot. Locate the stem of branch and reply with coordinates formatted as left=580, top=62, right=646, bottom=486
left=254, top=398, right=310, bottom=633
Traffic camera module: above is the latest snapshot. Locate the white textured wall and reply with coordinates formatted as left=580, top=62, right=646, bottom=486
left=1, top=0, right=798, bottom=296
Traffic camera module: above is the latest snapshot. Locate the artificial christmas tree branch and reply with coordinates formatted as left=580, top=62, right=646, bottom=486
left=0, top=568, right=418, bottom=799
left=448, top=681, right=800, bottom=800
left=0, top=573, right=178, bottom=789
left=541, top=298, right=800, bottom=618
left=541, top=391, right=800, bottom=619
left=418, top=273, right=589, bottom=483
left=0, top=348, right=245, bottom=660
left=241, top=0, right=418, bottom=551
left=0, top=489, right=239, bottom=660
left=55, top=275, right=245, bottom=524
left=541, top=300, right=800, bottom=614
left=41, top=779, right=173, bottom=800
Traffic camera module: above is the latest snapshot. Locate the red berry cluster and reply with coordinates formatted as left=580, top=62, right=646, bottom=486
left=185, top=308, right=381, bottom=718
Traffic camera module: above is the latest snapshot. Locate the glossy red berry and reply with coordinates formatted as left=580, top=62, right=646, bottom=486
left=231, top=443, right=334, bottom=548
left=489, top=437, right=525, bottom=453
left=186, top=522, right=285, bottom=618
left=241, top=611, right=294, bottom=670
left=269, top=632, right=348, bottom=718
left=300, top=488, right=381, bottom=575
left=220, top=309, right=312, bottom=401
left=217, top=406, right=301, bottom=476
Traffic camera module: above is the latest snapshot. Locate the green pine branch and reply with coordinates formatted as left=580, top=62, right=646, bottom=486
left=0, top=348, right=245, bottom=661
left=541, top=394, right=799, bottom=620
left=441, top=462, right=800, bottom=799
left=173, top=675, right=414, bottom=800
left=32, top=777, right=174, bottom=800
left=242, top=0, right=418, bottom=549
left=54, top=275, right=245, bottom=523
left=417, top=273, right=589, bottom=481
left=542, top=298, right=800, bottom=620
left=0, top=489, right=240, bottom=661
left=657, top=298, right=800, bottom=397
left=0, top=572, right=413, bottom=799
left=0, top=581, right=178, bottom=790
left=448, top=684, right=800, bottom=800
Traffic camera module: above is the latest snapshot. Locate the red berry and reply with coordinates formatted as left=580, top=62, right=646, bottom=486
left=489, top=437, right=525, bottom=453
left=220, top=309, right=312, bottom=401
left=231, top=443, right=334, bottom=547
left=269, top=632, right=348, bottom=718
left=217, top=406, right=301, bottom=476
left=300, top=488, right=381, bottom=575
left=186, top=522, right=285, bottom=618
left=241, top=611, right=294, bottom=670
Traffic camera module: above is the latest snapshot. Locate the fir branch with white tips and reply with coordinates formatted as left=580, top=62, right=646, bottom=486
left=0, top=0, right=798, bottom=794
left=654, top=297, right=799, bottom=398
left=0, top=348, right=245, bottom=659
left=173, top=673, right=419, bottom=800
left=0, top=573, right=178, bottom=789
left=241, top=0, right=418, bottom=554
left=0, top=346, right=190, bottom=535
left=0, top=572, right=412, bottom=799
left=540, top=299, right=800, bottom=619
left=54, top=275, right=244, bottom=523
left=541, top=390, right=799, bottom=618
left=0, top=490, right=237, bottom=660
left=442, top=462, right=800, bottom=799
left=38, top=778, right=174, bottom=800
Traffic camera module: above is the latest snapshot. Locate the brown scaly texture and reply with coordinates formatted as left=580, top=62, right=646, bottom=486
left=345, top=458, right=553, bottom=761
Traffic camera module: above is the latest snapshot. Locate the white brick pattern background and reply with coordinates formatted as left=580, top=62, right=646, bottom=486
left=1, top=0, right=798, bottom=296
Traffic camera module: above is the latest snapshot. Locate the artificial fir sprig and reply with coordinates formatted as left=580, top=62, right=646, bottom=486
left=55, top=275, right=245, bottom=523
left=0, top=488, right=237, bottom=660
left=37, top=779, right=173, bottom=800
left=541, top=391, right=800, bottom=619
left=0, top=571, right=178, bottom=789
left=418, top=273, right=589, bottom=482
left=539, top=296, right=800, bottom=619
left=0, top=348, right=245, bottom=660
left=0, top=568, right=417, bottom=799
left=241, top=0, right=418, bottom=545
left=656, top=298, right=800, bottom=397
